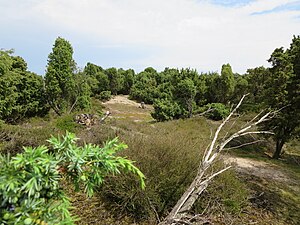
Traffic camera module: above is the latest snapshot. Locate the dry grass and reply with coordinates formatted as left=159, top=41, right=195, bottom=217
left=1, top=97, right=299, bottom=225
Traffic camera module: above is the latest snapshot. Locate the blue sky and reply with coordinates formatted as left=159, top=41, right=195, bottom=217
left=210, top=0, right=254, bottom=7
left=0, top=0, right=299, bottom=75
left=252, top=1, right=300, bottom=14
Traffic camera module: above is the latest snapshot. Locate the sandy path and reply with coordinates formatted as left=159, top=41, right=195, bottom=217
left=225, top=156, right=291, bottom=184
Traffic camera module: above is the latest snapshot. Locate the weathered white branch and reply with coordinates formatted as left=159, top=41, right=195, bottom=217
left=159, top=94, right=275, bottom=225
left=224, top=140, right=265, bottom=150
left=242, top=110, right=265, bottom=129
left=204, top=94, right=248, bottom=163
left=203, top=165, right=232, bottom=183
left=100, top=111, right=111, bottom=123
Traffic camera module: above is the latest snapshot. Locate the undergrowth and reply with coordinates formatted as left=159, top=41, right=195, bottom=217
left=0, top=101, right=299, bottom=224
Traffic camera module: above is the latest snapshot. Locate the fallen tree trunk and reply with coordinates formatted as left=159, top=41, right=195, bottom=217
left=159, top=95, right=274, bottom=225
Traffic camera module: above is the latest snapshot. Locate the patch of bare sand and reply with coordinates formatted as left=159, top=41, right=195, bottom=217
left=224, top=156, right=291, bottom=184
left=101, top=95, right=153, bottom=121
left=102, top=95, right=140, bottom=107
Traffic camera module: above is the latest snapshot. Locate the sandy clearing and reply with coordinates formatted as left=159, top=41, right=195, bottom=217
left=225, top=156, right=291, bottom=184
left=102, top=95, right=141, bottom=107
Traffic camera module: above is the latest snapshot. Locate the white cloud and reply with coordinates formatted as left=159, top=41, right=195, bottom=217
left=1, top=0, right=299, bottom=73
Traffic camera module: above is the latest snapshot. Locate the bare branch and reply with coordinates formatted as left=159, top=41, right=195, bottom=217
left=194, top=107, right=214, bottom=117
left=147, top=197, right=161, bottom=223
left=204, top=94, right=248, bottom=162
left=242, top=109, right=265, bottom=128
left=100, top=111, right=111, bottom=123
left=224, top=140, right=265, bottom=150
left=200, top=166, right=232, bottom=184
left=222, top=113, right=240, bottom=141
left=68, top=97, right=78, bottom=114
left=159, top=94, right=276, bottom=225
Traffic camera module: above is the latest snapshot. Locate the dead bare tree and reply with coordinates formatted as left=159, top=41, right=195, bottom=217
left=159, top=94, right=274, bottom=225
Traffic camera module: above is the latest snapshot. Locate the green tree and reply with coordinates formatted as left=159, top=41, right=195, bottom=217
left=0, top=50, right=48, bottom=122
left=201, top=72, right=221, bottom=103
left=245, top=66, right=270, bottom=110
left=220, top=63, right=235, bottom=103
left=130, top=68, right=158, bottom=103
left=45, top=37, right=90, bottom=115
left=175, top=78, right=197, bottom=118
left=194, top=74, right=207, bottom=106
left=105, top=67, right=120, bottom=95
left=231, top=74, right=248, bottom=105
left=11, top=55, right=27, bottom=71
left=73, top=72, right=91, bottom=110
left=263, top=36, right=300, bottom=158
left=0, top=132, right=145, bottom=224
left=84, top=62, right=103, bottom=76
left=83, top=63, right=109, bottom=97
left=118, top=69, right=135, bottom=95
left=0, top=50, right=13, bottom=75
left=97, top=72, right=110, bottom=93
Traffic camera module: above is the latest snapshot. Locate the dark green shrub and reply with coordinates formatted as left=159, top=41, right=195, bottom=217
left=204, top=103, right=230, bottom=120
left=100, top=131, right=199, bottom=220
left=0, top=50, right=49, bottom=122
left=151, top=98, right=182, bottom=121
left=96, top=91, right=112, bottom=101
left=239, top=102, right=265, bottom=113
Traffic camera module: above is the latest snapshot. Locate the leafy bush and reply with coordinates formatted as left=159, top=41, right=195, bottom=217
left=0, top=50, right=49, bottom=122
left=204, top=103, right=230, bottom=120
left=151, top=98, right=182, bottom=121
left=0, top=132, right=144, bottom=224
left=96, top=91, right=111, bottom=101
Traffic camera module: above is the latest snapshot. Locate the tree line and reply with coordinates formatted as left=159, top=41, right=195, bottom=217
left=0, top=36, right=299, bottom=158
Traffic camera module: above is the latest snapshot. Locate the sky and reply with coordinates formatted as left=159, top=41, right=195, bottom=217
left=0, top=0, right=299, bottom=75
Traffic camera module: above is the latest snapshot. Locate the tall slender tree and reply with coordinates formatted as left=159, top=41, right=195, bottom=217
left=220, top=63, right=235, bottom=103
left=45, top=37, right=90, bottom=115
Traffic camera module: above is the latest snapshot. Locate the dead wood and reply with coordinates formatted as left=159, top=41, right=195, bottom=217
left=159, top=94, right=274, bottom=225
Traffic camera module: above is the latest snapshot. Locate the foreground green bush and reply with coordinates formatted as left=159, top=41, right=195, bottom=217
left=0, top=132, right=144, bottom=224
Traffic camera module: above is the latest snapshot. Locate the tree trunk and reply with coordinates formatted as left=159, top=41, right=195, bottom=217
left=273, top=139, right=284, bottom=159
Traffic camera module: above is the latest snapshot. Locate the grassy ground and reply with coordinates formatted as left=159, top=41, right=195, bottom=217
left=1, top=96, right=299, bottom=224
